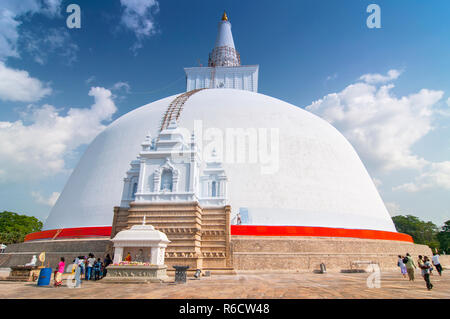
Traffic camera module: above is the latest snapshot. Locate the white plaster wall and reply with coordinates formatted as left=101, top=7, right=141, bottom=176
left=185, top=66, right=258, bottom=92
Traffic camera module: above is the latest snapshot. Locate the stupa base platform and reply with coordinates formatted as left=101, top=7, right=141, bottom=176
left=4, top=229, right=434, bottom=274
left=102, top=265, right=169, bottom=283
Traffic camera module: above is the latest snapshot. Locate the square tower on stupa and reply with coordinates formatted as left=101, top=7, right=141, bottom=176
left=184, top=12, right=259, bottom=92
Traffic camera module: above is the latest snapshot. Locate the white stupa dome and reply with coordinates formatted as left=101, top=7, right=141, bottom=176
left=44, top=89, right=396, bottom=233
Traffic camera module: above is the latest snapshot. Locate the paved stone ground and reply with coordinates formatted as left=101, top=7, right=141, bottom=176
left=0, top=271, right=448, bottom=299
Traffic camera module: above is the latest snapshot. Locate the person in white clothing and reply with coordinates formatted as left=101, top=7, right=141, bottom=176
left=397, top=255, right=407, bottom=278
left=432, top=252, right=443, bottom=276
left=86, top=253, right=96, bottom=280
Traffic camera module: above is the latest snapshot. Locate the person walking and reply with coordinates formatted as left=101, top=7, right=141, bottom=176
left=432, top=252, right=443, bottom=276
left=404, top=253, right=416, bottom=281
left=397, top=255, right=407, bottom=278
left=417, top=255, right=424, bottom=272
left=421, top=256, right=433, bottom=290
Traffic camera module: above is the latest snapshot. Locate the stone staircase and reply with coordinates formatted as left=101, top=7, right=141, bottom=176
left=1, top=266, right=40, bottom=282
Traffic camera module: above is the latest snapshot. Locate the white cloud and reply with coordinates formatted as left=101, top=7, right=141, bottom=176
left=359, top=69, right=402, bottom=84
left=20, top=28, right=78, bottom=65
left=306, top=70, right=444, bottom=171
left=0, top=7, right=21, bottom=59
left=85, top=76, right=96, bottom=85
left=41, top=0, right=62, bottom=17
left=32, top=191, right=60, bottom=206
left=0, top=61, right=52, bottom=102
left=0, top=0, right=62, bottom=61
left=326, top=73, right=338, bottom=81
left=447, top=97, right=450, bottom=107
left=112, top=81, right=131, bottom=93
left=0, top=87, right=117, bottom=183
left=394, top=161, right=450, bottom=192
left=120, top=0, right=159, bottom=52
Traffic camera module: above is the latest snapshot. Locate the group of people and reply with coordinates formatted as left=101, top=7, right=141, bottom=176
left=397, top=252, right=443, bottom=291
left=53, top=253, right=113, bottom=288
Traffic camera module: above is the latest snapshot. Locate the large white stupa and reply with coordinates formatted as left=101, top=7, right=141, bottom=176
left=30, top=12, right=405, bottom=243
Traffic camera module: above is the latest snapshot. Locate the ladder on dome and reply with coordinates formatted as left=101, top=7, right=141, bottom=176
left=52, top=229, right=63, bottom=240
left=159, top=89, right=205, bottom=132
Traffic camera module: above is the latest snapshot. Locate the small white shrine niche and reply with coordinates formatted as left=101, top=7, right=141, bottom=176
left=199, top=150, right=228, bottom=207
left=111, top=217, right=171, bottom=266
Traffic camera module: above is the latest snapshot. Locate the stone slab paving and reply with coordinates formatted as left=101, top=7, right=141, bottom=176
left=0, top=271, right=448, bottom=299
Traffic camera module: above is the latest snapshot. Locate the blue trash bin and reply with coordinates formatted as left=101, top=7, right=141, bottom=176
left=37, top=268, right=52, bottom=286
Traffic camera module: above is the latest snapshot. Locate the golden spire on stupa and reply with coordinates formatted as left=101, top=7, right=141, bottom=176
left=222, top=11, right=228, bottom=21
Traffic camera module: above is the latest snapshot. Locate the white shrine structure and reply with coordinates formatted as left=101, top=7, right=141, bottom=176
left=105, top=217, right=171, bottom=282
left=111, top=221, right=170, bottom=265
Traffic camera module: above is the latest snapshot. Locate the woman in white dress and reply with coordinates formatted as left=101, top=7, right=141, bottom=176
left=397, top=255, right=407, bottom=278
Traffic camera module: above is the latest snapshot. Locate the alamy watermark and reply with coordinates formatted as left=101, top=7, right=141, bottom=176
left=66, top=4, right=81, bottom=29
left=65, top=263, right=81, bottom=288
left=169, top=120, right=280, bottom=175
left=366, top=264, right=381, bottom=288
left=367, top=4, right=381, bottom=29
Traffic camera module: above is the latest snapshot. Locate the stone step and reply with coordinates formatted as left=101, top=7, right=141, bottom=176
left=166, top=267, right=235, bottom=276
left=1, top=276, right=35, bottom=282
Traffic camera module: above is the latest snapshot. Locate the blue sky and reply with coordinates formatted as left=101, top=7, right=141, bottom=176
left=0, top=0, right=449, bottom=227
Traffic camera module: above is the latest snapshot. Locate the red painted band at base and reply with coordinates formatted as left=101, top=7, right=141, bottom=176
left=24, top=226, right=112, bottom=242
left=231, top=225, right=413, bottom=243
left=25, top=225, right=413, bottom=243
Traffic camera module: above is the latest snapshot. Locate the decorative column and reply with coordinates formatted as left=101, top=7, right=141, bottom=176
left=153, top=169, right=161, bottom=192
left=113, top=247, right=123, bottom=264
left=150, top=246, right=167, bottom=265
left=137, top=160, right=146, bottom=195
left=150, top=247, right=159, bottom=265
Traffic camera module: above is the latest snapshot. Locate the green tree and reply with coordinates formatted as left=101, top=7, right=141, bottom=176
left=0, top=211, right=43, bottom=244
left=437, top=220, right=450, bottom=254
left=392, top=215, right=440, bottom=250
